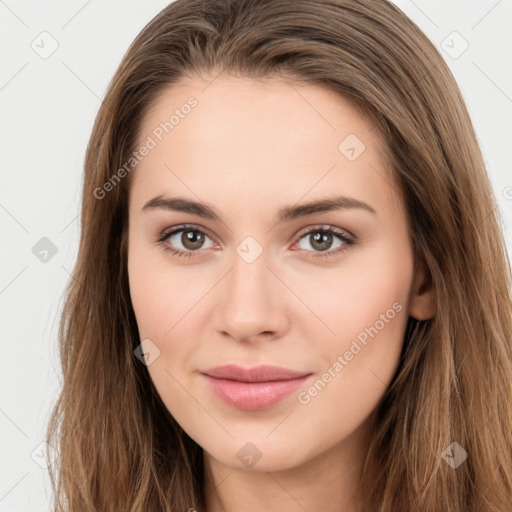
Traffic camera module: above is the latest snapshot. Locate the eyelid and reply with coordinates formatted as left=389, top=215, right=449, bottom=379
left=158, top=223, right=217, bottom=243
left=294, top=223, right=354, bottom=241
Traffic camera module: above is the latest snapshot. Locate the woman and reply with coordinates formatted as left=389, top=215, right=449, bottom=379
left=47, top=0, right=512, bottom=510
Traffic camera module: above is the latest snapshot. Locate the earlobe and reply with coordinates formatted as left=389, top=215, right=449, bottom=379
left=408, top=261, right=437, bottom=320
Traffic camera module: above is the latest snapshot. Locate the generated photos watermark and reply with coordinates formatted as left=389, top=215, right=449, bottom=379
left=94, top=96, right=198, bottom=200
left=297, top=300, right=403, bottom=405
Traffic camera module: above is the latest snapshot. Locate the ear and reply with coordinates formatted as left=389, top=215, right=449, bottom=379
left=408, top=260, right=436, bottom=320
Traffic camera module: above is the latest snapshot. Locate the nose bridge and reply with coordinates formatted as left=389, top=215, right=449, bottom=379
left=213, top=242, right=286, bottom=340
left=233, top=246, right=270, bottom=296
left=228, top=231, right=273, bottom=297
left=228, top=244, right=275, bottom=311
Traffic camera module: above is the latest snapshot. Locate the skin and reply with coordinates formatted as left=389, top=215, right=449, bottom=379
left=127, top=74, right=436, bottom=512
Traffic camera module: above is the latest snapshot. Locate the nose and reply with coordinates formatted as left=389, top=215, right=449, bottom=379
left=211, top=251, right=290, bottom=343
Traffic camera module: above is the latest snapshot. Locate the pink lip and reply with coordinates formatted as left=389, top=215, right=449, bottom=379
left=200, top=364, right=312, bottom=411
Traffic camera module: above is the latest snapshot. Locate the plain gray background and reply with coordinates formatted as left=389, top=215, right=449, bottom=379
left=1, top=1, right=511, bottom=510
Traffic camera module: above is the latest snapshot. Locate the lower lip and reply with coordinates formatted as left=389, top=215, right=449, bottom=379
left=201, top=374, right=312, bottom=411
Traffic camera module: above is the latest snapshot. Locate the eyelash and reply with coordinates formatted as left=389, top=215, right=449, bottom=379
left=156, top=223, right=355, bottom=260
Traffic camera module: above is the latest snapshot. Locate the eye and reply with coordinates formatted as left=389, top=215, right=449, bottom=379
left=157, top=224, right=215, bottom=259
left=293, top=225, right=355, bottom=259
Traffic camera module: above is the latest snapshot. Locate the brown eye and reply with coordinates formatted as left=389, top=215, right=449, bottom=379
left=307, top=231, right=336, bottom=252
left=295, top=226, right=354, bottom=259
left=160, top=225, right=215, bottom=255
left=178, top=229, right=206, bottom=250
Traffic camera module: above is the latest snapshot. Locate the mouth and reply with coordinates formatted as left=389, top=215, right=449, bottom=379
left=200, top=364, right=313, bottom=411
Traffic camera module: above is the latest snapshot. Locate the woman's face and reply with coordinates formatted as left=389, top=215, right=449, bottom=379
left=127, top=75, right=433, bottom=473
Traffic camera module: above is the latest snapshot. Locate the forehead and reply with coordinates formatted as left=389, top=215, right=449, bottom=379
left=130, top=74, right=399, bottom=217
left=139, top=74, right=383, bottom=153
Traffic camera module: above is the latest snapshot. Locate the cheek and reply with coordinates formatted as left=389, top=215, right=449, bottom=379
left=303, top=276, right=409, bottom=403
left=295, top=237, right=413, bottom=411
left=291, top=276, right=410, bottom=457
left=299, top=247, right=412, bottom=352
left=127, top=237, right=196, bottom=339
left=127, top=242, right=208, bottom=398
left=127, top=245, right=200, bottom=424
left=326, top=273, right=408, bottom=350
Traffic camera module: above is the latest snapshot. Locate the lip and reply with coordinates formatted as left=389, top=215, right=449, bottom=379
left=200, top=364, right=313, bottom=411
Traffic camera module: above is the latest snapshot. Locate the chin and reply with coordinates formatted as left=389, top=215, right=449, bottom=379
left=203, top=435, right=310, bottom=473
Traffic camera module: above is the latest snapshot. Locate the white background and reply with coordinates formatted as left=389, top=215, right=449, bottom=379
left=1, top=1, right=511, bottom=510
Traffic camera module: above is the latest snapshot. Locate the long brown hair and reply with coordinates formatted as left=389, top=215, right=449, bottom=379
left=47, top=0, right=512, bottom=510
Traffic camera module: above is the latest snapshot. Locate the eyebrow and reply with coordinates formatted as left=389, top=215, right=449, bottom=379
left=142, top=194, right=376, bottom=223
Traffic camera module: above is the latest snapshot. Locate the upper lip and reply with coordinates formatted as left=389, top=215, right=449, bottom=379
left=201, top=364, right=311, bottom=383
